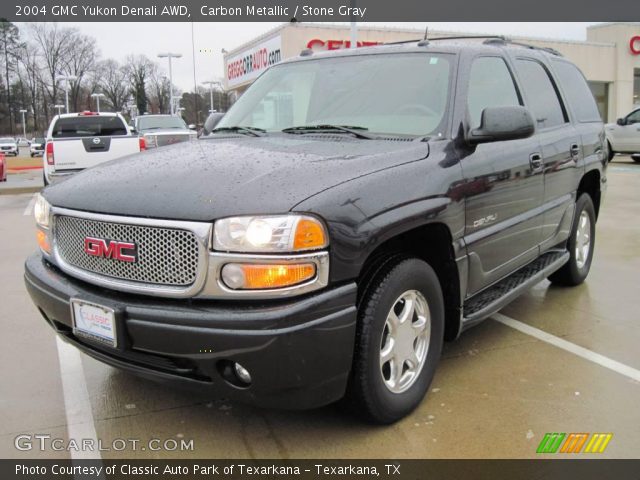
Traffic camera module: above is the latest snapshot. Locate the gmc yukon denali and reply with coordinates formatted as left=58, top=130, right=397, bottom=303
left=25, top=39, right=607, bottom=423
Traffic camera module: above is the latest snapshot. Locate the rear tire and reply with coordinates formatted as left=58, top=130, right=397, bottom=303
left=631, top=154, right=640, bottom=163
left=548, top=193, right=596, bottom=286
left=346, top=257, right=444, bottom=424
left=42, top=171, right=49, bottom=187
left=607, top=141, right=614, bottom=162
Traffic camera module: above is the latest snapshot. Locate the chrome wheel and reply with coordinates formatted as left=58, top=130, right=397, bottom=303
left=575, top=211, right=591, bottom=269
left=379, top=290, right=430, bottom=394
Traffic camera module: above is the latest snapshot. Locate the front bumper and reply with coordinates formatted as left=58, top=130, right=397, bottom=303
left=25, top=252, right=358, bottom=409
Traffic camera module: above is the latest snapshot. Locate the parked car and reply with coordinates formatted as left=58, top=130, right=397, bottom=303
left=25, top=39, right=607, bottom=424
left=606, top=107, right=640, bottom=161
left=43, top=111, right=144, bottom=185
left=0, top=153, right=6, bottom=182
left=131, top=114, right=197, bottom=149
left=30, top=137, right=45, bottom=157
left=0, top=137, right=18, bottom=156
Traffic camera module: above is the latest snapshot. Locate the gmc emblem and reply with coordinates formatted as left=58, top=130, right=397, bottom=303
left=84, top=237, right=137, bottom=263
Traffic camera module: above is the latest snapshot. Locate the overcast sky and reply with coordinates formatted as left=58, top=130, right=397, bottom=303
left=18, top=22, right=600, bottom=90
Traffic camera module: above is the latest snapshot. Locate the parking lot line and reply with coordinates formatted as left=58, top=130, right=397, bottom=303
left=22, top=193, right=37, bottom=216
left=56, top=337, right=103, bottom=463
left=493, top=313, right=640, bottom=383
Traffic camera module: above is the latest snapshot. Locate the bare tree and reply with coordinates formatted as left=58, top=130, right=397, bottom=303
left=94, top=59, right=129, bottom=112
left=124, top=54, right=154, bottom=115
left=0, top=21, right=22, bottom=133
left=148, top=64, right=172, bottom=114
left=61, top=30, right=99, bottom=111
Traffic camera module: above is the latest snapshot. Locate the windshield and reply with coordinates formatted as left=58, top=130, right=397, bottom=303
left=218, top=53, right=453, bottom=137
left=0, top=138, right=15, bottom=143
left=33, top=138, right=45, bottom=143
left=137, top=116, right=188, bottom=131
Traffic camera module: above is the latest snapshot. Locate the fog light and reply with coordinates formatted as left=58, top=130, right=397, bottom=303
left=234, top=362, right=252, bottom=385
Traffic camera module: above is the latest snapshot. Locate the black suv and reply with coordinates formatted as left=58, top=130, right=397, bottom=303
left=25, top=38, right=607, bottom=423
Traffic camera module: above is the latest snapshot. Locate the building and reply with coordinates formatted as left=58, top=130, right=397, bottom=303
left=223, top=22, right=640, bottom=122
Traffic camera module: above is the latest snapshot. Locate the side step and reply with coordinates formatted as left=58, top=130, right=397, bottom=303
left=462, top=250, right=569, bottom=328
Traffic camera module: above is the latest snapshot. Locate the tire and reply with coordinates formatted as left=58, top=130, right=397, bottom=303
left=607, top=141, right=615, bottom=162
left=631, top=154, right=640, bottom=163
left=42, top=171, right=49, bottom=187
left=346, top=257, right=444, bottom=424
left=548, top=193, right=596, bottom=286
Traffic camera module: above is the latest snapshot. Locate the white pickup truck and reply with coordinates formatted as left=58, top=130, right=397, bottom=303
left=43, top=111, right=143, bottom=185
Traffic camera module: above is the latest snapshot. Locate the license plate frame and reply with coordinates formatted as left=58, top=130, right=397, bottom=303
left=70, top=299, right=117, bottom=348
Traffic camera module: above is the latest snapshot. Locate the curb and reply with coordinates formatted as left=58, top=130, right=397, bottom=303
left=0, top=186, right=42, bottom=195
left=8, top=166, right=43, bottom=172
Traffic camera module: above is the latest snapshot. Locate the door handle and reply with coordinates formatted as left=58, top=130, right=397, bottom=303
left=570, top=143, right=580, bottom=159
left=529, top=153, right=543, bottom=171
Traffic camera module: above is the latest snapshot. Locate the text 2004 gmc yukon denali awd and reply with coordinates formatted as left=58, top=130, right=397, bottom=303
left=25, top=38, right=607, bottom=423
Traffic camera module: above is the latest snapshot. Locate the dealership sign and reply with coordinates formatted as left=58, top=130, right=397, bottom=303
left=631, top=35, right=640, bottom=55
left=226, top=35, right=282, bottom=88
left=306, top=39, right=381, bottom=50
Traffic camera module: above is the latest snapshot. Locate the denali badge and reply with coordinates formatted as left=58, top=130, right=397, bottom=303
left=84, top=237, right=137, bottom=263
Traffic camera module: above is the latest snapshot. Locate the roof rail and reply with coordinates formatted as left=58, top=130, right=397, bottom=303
left=506, top=40, right=564, bottom=57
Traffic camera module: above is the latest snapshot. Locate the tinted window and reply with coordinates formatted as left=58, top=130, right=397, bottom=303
left=515, top=59, right=566, bottom=129
left=51, top=116, right=128, bottom=138
left=627, top=109, right=640, bottom=124
left=467, top=57, right=521, bottom=128
left=551, top=60, right=601, bottom=123
left=137, top=116, right=188, bottom=131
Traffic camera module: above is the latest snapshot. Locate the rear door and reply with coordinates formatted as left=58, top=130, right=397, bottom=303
left=460, top=55, right=544, bottom=295
left=512, top=56, right=580, bottom=251
left=51, top=115, right=136, bottom=171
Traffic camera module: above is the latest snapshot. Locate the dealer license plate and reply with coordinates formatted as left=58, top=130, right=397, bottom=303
left=71, top=299, right=117, bottom=348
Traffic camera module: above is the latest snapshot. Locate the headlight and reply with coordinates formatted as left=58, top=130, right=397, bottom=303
left=34, top=194, right=51, bottom=229
left=213, top=215, right=328, bottom=253
left=33, top=194, right=52, bottom=254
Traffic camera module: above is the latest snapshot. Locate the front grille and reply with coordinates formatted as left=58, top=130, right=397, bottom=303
left=55, top=215, right=201, bottom=286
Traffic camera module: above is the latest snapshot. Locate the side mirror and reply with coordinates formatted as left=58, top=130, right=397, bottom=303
left=467, top=106, right=535, bottom=145
left=188, top=124, right=196, bottom=130
left=202, top=112, right=225, bottom=135
left=616, top=118, right=626, bottom=126
left=128, top=125, right=137, bottom=134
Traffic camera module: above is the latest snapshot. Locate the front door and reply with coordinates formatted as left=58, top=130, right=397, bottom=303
left=460, top=55, right=544, bottom=296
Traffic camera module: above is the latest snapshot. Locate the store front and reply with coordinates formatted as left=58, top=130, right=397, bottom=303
left=223, top=22, right=640, bottom=122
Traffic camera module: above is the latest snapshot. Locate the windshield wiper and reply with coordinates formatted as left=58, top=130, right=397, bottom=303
left=282, top=124, right=377, bottom=140
left=211, top=126, right=266, bottom=137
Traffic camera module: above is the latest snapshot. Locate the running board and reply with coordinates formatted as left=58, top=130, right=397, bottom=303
left=462, top=250, right=569, bottom=328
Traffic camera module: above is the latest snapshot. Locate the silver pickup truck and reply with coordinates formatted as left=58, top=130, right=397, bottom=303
left=43, top=112, right=143, bottom=185
left=131, top=114, right=197, bottom=149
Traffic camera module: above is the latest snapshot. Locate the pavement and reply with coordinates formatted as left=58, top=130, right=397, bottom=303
left=0, top=147, right=44, bottom=195
left=0, top=156, right=638, bottom=460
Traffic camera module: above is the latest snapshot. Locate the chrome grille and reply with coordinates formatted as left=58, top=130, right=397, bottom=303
left=54, top=215, right=200, bottom=286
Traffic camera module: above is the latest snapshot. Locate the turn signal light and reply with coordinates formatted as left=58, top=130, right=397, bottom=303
left=294, top=218, right=327, bottom=250
left=221, top=263, right=316, bottom=290
left=36, top=229, right=51, bottom=254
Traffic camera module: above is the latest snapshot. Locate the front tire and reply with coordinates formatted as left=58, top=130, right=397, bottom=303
left=346, top=257, right=444, bottom=424
left=548, top=193, right=596, bottom=286
left=631, top=154, right=640, bottom=163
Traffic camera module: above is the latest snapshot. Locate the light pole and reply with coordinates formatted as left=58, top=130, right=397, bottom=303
left=55, top=74, right=78, bottom=113
left=157, top=52, right=182, bottom=115
left=91, top=93, right=105, bottom=112
left=54, top=104, right=65, bottom=116
left=202, top=80, right=222, bottom=114
left=171, top=95, right=182, bottom=116
left=19, top=109, right=28, bottom=139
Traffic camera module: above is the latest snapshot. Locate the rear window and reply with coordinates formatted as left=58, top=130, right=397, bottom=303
left=51, top=116, right=128, bottom=138
left=34, top=138, right=45, bottom=143
left=551, top=60, right=601, bottom=123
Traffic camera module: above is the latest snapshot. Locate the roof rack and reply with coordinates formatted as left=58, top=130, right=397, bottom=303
left=383, top=35, right=563, bottom=57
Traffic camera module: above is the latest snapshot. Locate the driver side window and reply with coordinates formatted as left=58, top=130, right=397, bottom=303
left=467, top=57, right=521, bottom=129
left=626, top=110, right=640, bottom=124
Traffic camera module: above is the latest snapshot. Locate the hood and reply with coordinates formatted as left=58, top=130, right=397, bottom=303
left=44, top=135, right=429, bottom=222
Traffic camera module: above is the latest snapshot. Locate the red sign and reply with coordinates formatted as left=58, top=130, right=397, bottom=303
left=306, top=39, right=381, bottom=51
left=84, top=237, right=137, bottom=263
left=630, top=36, right=640, bottom=55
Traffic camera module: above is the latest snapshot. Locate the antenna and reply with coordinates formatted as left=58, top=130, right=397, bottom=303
left=423, top=25, right=428, bottom=41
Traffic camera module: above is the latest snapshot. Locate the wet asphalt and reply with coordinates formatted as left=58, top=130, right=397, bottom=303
left=1, top=156, right=638, bottom=460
